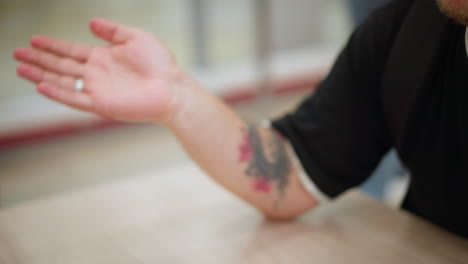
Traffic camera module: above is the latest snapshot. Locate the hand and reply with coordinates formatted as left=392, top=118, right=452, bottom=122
left=13, top=17, right=189, bottom=124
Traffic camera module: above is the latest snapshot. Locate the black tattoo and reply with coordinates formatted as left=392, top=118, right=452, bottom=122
left=238, top=124, right=291, bottom=197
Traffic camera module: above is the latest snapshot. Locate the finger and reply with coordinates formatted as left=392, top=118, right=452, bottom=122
left=30, top=35, right=92, bottom=62
left=17, top=63, right=45, bottom=83
left=14, top=47, right=84, bottom=77
left=37, top=82, right=93, bottom=111
left=89, top=17, right=134, bottom=44
left=17, top=63, right=76, bottom=90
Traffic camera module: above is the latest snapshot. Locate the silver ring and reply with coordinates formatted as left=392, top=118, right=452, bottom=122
left=74, top=79, right=85, bottom=92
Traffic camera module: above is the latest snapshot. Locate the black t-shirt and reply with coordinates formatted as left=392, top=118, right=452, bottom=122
left=273, top=0, right=468, bottom=239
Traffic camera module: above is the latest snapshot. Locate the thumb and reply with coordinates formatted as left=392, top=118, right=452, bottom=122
left=89, top=17, right=134, bottom=43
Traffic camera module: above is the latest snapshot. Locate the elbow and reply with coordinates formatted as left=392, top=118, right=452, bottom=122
left=261, top=209, right=306, bottom=222
left=260, top=201, right=319, bottom=221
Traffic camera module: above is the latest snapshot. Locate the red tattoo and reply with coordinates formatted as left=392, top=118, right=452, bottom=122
left=252, top=176, right=272, bottom=193
left=238, top=134, right=252, bottom=162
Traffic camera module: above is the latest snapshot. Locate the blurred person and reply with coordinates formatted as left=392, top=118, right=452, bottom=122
left=12, top=0, right=468, bottom=239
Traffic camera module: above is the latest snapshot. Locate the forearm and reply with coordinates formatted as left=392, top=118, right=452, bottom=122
left=167, top=77, right=319, bottom=219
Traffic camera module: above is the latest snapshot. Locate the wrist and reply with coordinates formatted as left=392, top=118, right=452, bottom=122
left=158, top=72, right=207, bottom=130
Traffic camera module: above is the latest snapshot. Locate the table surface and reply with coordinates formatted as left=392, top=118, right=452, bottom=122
left=0, top=163, right=467, bottom=264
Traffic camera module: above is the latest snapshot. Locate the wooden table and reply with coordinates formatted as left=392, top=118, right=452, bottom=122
left=0, top=163, right=467, bottom=264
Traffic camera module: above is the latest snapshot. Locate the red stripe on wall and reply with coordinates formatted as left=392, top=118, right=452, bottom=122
left=0, top=74, right=323, bottom=150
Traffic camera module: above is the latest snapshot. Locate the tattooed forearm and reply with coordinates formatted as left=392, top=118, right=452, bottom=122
left=238, top=124, right=292, bottom=198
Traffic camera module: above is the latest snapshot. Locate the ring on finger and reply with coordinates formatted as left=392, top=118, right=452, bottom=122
left=74, top=78, right=85, bottom=92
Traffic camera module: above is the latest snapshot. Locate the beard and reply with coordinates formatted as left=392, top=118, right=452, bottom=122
left=437, top=0, right=468, bottom=25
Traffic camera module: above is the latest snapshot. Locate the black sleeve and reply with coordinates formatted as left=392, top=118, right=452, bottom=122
left=272, top=0, right=413, bottom=197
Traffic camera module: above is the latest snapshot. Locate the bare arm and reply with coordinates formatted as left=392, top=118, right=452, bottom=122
left=13, top=18, right=318, bottom=219
left=169, top=78, right=319, bottom=219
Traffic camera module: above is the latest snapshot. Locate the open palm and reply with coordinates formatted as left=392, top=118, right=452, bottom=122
left=14, top=18, right=184, bottom=123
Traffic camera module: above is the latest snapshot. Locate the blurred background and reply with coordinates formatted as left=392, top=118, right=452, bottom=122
left=0, top=0, right=406, bottom=208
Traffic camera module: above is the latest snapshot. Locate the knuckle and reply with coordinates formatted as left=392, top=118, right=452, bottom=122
left=44, top=53, right=56, bottom=68
left=43, top=72, right=54, bottom=82
left=36, top=51, right=44, bottom=64
left=51, top=40, right=59, bottom=52
left=70, top=43, right=78, bottom=57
